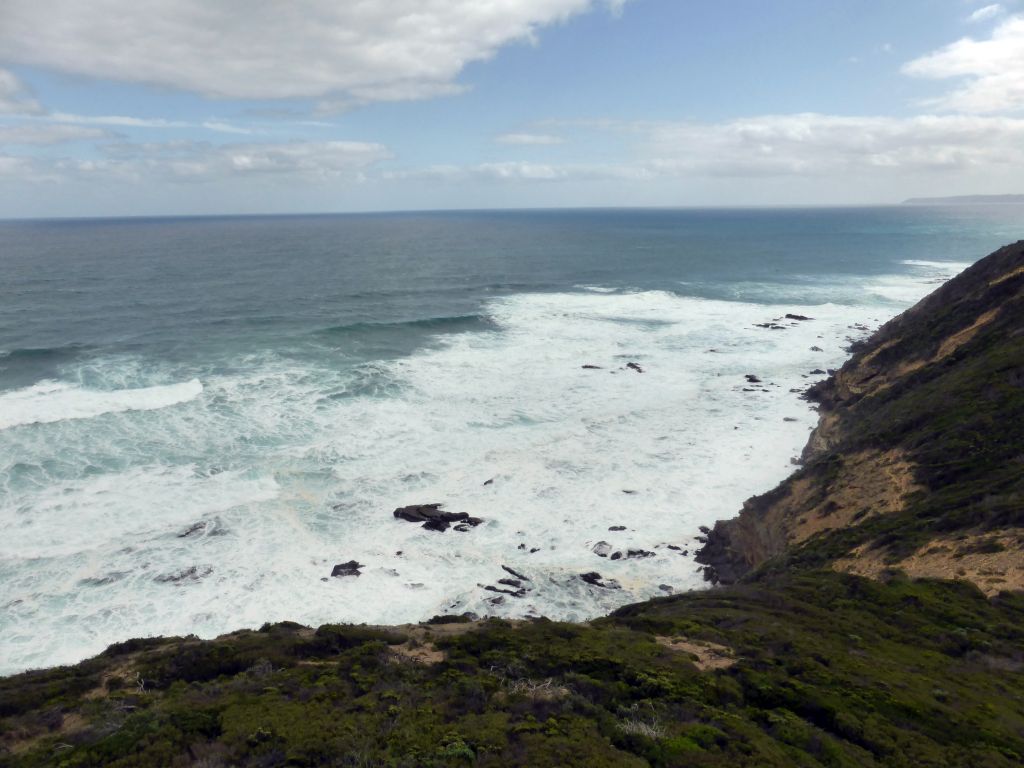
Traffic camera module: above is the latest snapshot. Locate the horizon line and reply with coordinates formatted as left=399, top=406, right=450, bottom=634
left=0, top=200, right=976, bottom=224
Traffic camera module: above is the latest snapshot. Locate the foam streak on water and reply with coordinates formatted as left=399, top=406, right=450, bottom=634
left=0, top=261, right=966, bottom=673
left=0, top=379, right=203, bottom=430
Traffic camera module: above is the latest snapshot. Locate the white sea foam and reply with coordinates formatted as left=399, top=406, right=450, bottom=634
left=0, top=378, right=203, bottom=430
left=0, top=265, right=964, bottom=673
left=900, top=259, right=973, bottom=269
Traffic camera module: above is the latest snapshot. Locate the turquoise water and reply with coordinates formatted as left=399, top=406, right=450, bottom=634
left=0, top=206, right=1020, bottom=673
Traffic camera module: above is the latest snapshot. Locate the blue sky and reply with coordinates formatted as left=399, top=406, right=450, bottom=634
left=1, top=0, right=1023, bottom=217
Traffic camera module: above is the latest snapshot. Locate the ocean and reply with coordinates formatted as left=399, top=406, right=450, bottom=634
left=1, top=206, right=1020, bottom=674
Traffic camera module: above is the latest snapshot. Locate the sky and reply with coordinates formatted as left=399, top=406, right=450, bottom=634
left=1, top=0, right=1024, bottom=217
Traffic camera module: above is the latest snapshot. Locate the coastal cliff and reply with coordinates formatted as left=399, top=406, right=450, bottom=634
left=3, top=244, right=1024, bottom=767
left=696, top=240, right=1024, bottom=592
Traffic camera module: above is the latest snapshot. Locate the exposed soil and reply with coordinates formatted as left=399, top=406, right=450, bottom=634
left=834, top=528, right=1024, bottom=597
left=655, top=636, right=737, bottom=671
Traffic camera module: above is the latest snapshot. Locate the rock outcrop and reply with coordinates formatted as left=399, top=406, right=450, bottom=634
left=393, top=503, right=483, bottom=533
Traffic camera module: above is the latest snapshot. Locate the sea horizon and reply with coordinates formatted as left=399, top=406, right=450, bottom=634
left=3, top=199, right=1013, bottom=225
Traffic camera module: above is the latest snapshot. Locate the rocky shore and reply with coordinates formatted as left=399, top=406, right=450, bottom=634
left=696, top=240, right=1024, bottom=594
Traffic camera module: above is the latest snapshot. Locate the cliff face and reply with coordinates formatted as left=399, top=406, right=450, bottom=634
left=698, top=241, right=1024, bottom=590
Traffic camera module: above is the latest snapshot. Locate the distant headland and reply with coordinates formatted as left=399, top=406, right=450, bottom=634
left=903, top=194, right=1024, bottom=205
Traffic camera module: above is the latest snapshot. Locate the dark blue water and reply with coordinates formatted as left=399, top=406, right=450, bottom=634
left=0, top=206, right=1019, bottom=673
left=2, top=207, right=1019, bottom=382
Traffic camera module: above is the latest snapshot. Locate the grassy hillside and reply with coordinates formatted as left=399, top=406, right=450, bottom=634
left=3, top=574, right=1023, bottom=767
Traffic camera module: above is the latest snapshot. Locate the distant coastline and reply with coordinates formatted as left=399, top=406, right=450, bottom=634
left=903, top=193, right=1024, bottom=205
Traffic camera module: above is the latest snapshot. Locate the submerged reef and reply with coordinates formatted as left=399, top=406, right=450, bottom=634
left=3, top=242, right=1024, bottom=767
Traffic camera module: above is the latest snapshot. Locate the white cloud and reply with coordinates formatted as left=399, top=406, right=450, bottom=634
left=11, top=113, right=1024, bottom=206
left=383, top=160, right=649, bottom=183
left=99, top=139, right=392, bottom=181
left=968, top=4, right=1003, bottom=23
left=903, top=14, right=1024, bottom=112
left=477, top=161, right=567, bottom=179
left=640, top=113, right=1024, bottom=175
left=0, top=123, right=109, bottom=145
left=50, top=112, right=251, bottom=134
left=49, top=113, right=191, bottom=129
left=0, top=68, right=41, bottom=114
left=403, top=113, right=1024, bottom=183
left=0, top=1, right=626, bottom=103
left=0, top=154, right=32, bottom=175
left=2, top=138, right=391, bottom=187
left=495, top=132, right=565, bottom=145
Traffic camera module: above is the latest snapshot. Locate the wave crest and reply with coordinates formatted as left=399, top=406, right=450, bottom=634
left=0, top=378, right=203, bottom=430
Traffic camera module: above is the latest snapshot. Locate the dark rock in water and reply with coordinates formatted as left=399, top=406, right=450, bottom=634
left=517, top=543, right=526, bottom=550
left=810, top=345, right=824, bottom=352
left=783, top=417, right=798, bottom=422
left=745, top=374, right=762, bottom=383
left=498, top=578, right=522, bottom=588
left=667, top=544, right=681, bottom=551
left=626, top=549, right=655, bottom=559
left=582, top=364, right=603, bottom=369
left=699, top=565, right=719, bottom=585
left=393, top=503, right=444, bottom=523
left=579, top=572, right=621, bottom=589
left=453, top=524, right=470, bottom=532
left=609, top=525, right=626, bottom=531
left=80, top=571, right=129, bottom=587
left=626, top=362, right=644, bottom=373
left=622, top=489, right=637, bottom=495
left=176, top=519, right=227, bottom=538
left=156, top=565, right=213, bottom=584
left=483, top=478, right=494, bottom=486
left=330, top=561, right=363, bottom=578
left=698, top=525, right=711, bottom=534
left=659, top=584, right=674, bottom=593
left=592, top=541, right=613, bottom=557
left=810, top=368, right=826, bottom=375
left=178, top=521, right=206, bottom=538
left=393, top=504, right=479, bottom=533
left=610, top=552, right=622, bottom=561
left=487, top=596, right=505, bottom=606
left=502, top=565, right=529, bottom=581
left=529, top=548, right=540, bottom=554
left=484, top=584, right=526, bottom=598
left=785, top=313, right=813, bottom=321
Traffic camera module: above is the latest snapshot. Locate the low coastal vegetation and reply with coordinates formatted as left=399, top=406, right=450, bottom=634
left=3, top=573, right=1023, bottom=767
left=3, top=242, right=1024, bottom=767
